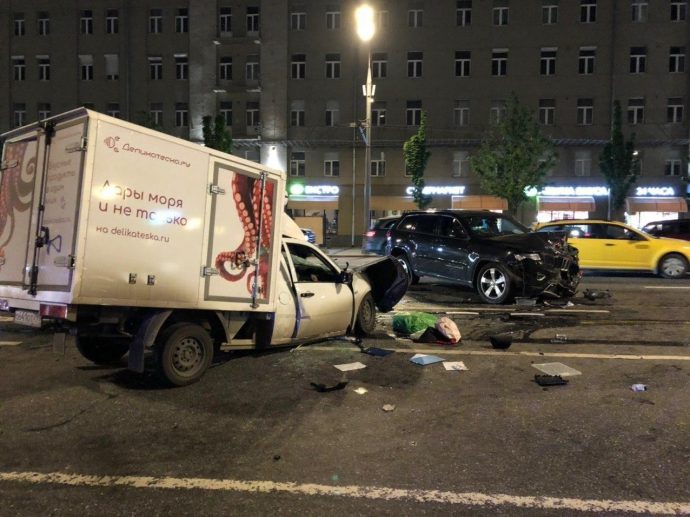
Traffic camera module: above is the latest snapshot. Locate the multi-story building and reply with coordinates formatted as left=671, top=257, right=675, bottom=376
left=1, top=0, right=689, bottom=245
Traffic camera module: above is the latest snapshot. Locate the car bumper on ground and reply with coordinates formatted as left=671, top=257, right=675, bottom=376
left=507, top=254, right=581, bottom=299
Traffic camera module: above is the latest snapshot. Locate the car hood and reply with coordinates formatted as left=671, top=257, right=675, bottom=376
left=482, top=232, right=570, bottom=252
left=354, top=256, right=408, bottom=312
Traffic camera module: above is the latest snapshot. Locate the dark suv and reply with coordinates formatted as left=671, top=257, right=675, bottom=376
left=386, top=210, right=580, bottom=304
left=642, top=219, right=690, bottom=241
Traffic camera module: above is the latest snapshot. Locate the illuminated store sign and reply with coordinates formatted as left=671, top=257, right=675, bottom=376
left=405, top=185, right=466, bottom=196
left=526, top=186, right=676, bottom=197
left=635, top=186, right=674, bottom=196
left=289, top=184, right=340, bottom=196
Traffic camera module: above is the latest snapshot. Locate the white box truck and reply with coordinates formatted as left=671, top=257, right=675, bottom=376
left=0, top=109, right=406, bottom=385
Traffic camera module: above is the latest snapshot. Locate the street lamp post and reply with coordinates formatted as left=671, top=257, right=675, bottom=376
left=356, top=4, right=375, bottom=236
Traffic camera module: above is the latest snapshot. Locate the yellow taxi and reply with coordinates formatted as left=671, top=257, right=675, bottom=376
left=535, top=219, right=690, bottom=278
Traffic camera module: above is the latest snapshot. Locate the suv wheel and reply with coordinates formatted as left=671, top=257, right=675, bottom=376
left=397, top=255, right=420, bottom=285
left=476, top=263, right=513, bottom=304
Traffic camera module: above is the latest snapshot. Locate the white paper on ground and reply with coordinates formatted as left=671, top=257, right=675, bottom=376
left=443, top=361, right=468, bottom=371
left=333, top=362, right=367, bottom=372
left=532, top=362, right=582, bottom=377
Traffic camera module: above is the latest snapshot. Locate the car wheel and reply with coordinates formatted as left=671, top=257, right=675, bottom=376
left=658, top=253, right=688, bottom=279
left=354, top=292, right=377, bottom=336
left=155, top=323, right=213, bottom=386
left=76, top=336, right=129, bottom=365
left=397, top=254, right=420, bottom=285
left=476, top=263, right=513, bottom=304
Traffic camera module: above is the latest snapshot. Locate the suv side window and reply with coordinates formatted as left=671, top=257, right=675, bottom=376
left=400, top=214, right=437, bottom=235
left=439, top=216, right=467, bottom=238
left=398, top=215, right=419, bottom=232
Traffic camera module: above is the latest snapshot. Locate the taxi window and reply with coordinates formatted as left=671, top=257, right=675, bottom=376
left=602, top=224, right=639, bottom=240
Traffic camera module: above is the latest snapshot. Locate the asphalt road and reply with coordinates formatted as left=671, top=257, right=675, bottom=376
left=1, top=274, right=689, bottom=516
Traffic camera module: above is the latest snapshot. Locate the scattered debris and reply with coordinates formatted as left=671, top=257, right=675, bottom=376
left=631, top=383, right=648, bottom=392
left=392, top=312, right=438, bottom=335
left=333, top=362, right=367, bottom=372
left=510, top=312, right=545, bottom=318
left=353, top=387, right=368, bottom=395
left=515, top=297, right=537, bottom=306
left=310, top=381, right=348, bottom=392
left=382, top=404, right=396, bottom=412
left=409, top=354, right=445, bottom=366
left=490, top=334, right=513, bottom=350
left=443, top=361, right=468, bottom=371
left=435, top=316, right=461, bottom=343
left=551, top=334, right=568, bottom=343
left=361, top=347, right=394, bottom=357
left=532, top=362, right=582, bottom=377
left=273, top=455, right=281, bottom=461
left=534, top=374, right=569, bottom=387
left=583, top=289, right=612, bottom=301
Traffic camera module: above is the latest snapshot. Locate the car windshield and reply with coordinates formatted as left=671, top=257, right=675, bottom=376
left=462, top=215, right=528, bottom=237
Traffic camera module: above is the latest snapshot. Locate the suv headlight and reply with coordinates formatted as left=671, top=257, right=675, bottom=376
left=514, top=253, right=542, bottom=262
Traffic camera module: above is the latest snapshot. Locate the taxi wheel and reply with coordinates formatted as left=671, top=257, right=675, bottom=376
left=659, top=254, right=688, bottom=279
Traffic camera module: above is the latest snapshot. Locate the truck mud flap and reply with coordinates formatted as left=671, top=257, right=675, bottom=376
left=356, top=257, right=408, bottom=313
left=127, top=310, right=172, bottom=373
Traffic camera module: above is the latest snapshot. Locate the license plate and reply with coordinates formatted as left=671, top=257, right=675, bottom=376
left=14, top=309, right=42, bottom=328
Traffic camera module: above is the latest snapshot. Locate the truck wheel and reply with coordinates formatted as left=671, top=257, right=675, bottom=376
left=155, top=323, right=213, bottom=386
left=76, top=337, right=129, bottom=365
left=397, top=255, right=420, bottom=285
left=354, top=293, right=377, bottom=336
left=659, top=254, right=688, bottom=279
left=476, top=263, right=513, bottom=304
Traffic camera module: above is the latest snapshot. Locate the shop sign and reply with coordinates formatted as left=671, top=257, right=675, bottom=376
left=405, top=185, right=466, bottom=196
left=289, top=184, right=340, bottom=196
left=635, top=186, right=675, bottom=196
left=528, top=186, right=610, bottom=197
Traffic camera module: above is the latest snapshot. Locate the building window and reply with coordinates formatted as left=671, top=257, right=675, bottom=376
left=665, top=159, right=682, bottom=176
left=38, top=103, right=51, bottom=120
left=406, top=100, right=422, bottom=126
left=579, top=47, right=596, bottom=74
left=37, top=56, right=50, bottom=81
left=492, top=49, right=508, bottom=76
left=149, top=9, right=163, bottom=33
left=220, top=7, right=232, bottom=33
left=540, top=48, right=557, bottom=75
left=574, top=151, right=592, bottom=176
left=219, top=57, right=232, bottom=80
left=457, top=0, right=472, bottom=26
left=290, top=100, right=305, bottom=127
left=454, top=100, right=470, bottom=126
left=290, top=152, right=306, bottom=176
left=246, top=101, right=260, bottom=129
left=80, top=10, right=93, bottom=34
left=14, top=14, right=25, bottom=36
left=376, top=10, right=389, bottom=29
left=324, top=153, right=340, bottom=177
left=372, top=53, right=387, bottom=78
left=371, top=152, right=386, bottom=177
left=106, top=9, right=119, bottom=34
left=176, top=8, right=189, bottom=33
left=291, top=54, right=306, bottom=79
left=631, top=0, right=648, bottom=21
left=630, top=46, right=647, bottom=73
left=372, top=102, right=386, bottom=126
left=452, top=151, right=470, bottom=177
left=669, top=47, right=686, bottom=73
left=671, top=1, right=687, bottom=21
left=291, top=11, right=306, bottom=30
left=105, top=54, right=119, bottom=80
left=79, top=55, right=94, bottom=80
left=149, top=56, right=163, bottom=80
left=627, top=98, right=645, bottom=124
left=326, top=10, right=340, bottom=29
left=455, top=51, right=471, bottom=76
left=577, top=98, right=593, bottom=125
left=542, top=3, right=558, bottom=24
left=408, top=9, right=423, bottom=27
left=219, top=102, right=232, bottom=126
left=175, top=103, right=189, bottom=127
left=246, top=55, right=260, bottom=81
left=325, top=54, right=341, bottom=79
left=12, top=56, right=25, bottom=81
left=493, top=6, right=509, bottom=25
left=150, top=103, right=163, bottom=126
left=325, top=101, right=339, bottom=126
left=175, top=54, right=188, bottom=80
left=490, top=99, right=506, bottom=123
left=580, top=0, right=596, bottom=22
left=13, top=103, right=26, bottom=128
left=247, top=6, right=260, bottom=33
left=539, top=98, right=555, bottom=125
left=407, top=52, right=423, bottom=78
left=667, top=98, right=684, bottom=123
left=106, top=103, right=120, bottom=118
left=38, top=12, right=50, bottom=36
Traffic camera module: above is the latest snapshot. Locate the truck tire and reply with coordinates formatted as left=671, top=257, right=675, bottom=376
left=155, top=323, right=213, bottom=386
left=76, top=337, right=129, bottom=365
left=354, top=293, right=377, bottom=336
left=476, top=262, right=513, bottom=304
left=658, top=253, right=688, bottom=279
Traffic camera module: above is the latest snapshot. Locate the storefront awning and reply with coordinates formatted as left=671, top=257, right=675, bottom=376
left=451, top=195, right=508, bottom=210
left=286, top=198, right=338, bottom=210
left=626, top=197, right=688, bottom=213
left=537, top=196, right=595, bottom=211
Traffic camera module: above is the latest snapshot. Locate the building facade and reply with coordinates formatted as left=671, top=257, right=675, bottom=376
left=1, top=0, right=689, bottom=244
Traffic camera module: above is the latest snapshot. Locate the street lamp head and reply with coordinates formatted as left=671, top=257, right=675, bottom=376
left=355, top=4, right=375, bottom=42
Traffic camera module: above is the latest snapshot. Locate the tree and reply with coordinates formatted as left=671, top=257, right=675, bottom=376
left=403, top=111, right=432, bottom=209
left=599, top=100, right=640, bottom=221
left=470, top=93, right=557, bottom=214
left=202, top=115, right=233, bottom=154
